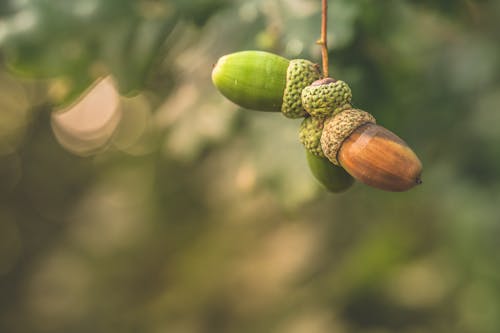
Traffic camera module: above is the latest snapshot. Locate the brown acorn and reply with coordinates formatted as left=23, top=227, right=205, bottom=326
left=321, top=109, right=422, bottom=192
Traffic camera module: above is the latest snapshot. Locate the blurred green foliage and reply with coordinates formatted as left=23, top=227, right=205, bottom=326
left=0, top=0, right=227, bottom=102
left=1, top=1, right=500, bottom=333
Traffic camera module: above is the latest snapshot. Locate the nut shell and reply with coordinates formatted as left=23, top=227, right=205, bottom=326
left=338, top=123, right=423, bottom=192
left=212, top=51, right=289, bottom=111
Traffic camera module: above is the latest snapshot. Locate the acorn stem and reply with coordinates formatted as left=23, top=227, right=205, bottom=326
left=316, top=0, right=329, bottom=77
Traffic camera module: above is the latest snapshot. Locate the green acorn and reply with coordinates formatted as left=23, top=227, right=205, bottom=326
left=299, top=116, right=325, bottom=157
left=306, top=150, right=354, bottom=193
left=212, top=51, right=321, bottom=117
left=301, top=78, right=352, bottom=118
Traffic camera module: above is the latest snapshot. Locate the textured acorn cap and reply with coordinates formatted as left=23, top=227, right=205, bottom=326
left=281, top=59, right=322, bottom=118
left=299, top=117, right=325, bottom=157
left=321, top=109, right=376, bottom=165
left=301, top=78, right=352, bottom=118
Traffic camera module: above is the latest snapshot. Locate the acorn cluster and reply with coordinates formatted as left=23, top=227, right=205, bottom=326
left=212, top=51, right=422, bottom=192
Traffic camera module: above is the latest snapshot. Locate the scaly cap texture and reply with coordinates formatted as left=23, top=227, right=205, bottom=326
left=301, top=78, right=352, bottom=118
left=281, top=59, right=321, bottom=118
left=299, top=117, right=325, bottom=157
left=321, top=109, right=376, bottom=165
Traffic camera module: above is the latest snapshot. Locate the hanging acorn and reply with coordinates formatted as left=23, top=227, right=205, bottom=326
left=320, top=108, right=422, bottom=192
left=212, top=50, right=321, bottom=118
left=211, top=50, right=423, bottom=192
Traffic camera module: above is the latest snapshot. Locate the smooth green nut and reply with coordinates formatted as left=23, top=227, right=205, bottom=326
left=301, top=78, right=352, bottom=118
left=306, top=150, right=354, bottom=193
left=299, top=117, right=325, bottom=157
left=212, top=51, right=321, bottom=116
left=212, top=51, right=289, bottom=111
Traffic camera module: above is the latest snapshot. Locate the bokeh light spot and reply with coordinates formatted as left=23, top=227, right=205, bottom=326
left=51, top=76, right=121, bottom=156
left=112, top=94, right=155, bottom=156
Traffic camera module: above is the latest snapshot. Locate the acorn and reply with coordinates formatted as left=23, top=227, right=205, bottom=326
left=321, top=109, right=422, bottom=192
left=212, top=50, right=321, bottom=118
left=301, top=78, right=352, bottom=118
left=306, top=150, right=354, bottom=193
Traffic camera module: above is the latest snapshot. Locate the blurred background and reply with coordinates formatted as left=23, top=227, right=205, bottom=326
left=1, top=0, right=500, bottom=332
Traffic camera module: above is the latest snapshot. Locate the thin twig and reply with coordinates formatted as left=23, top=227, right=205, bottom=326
left=316, top=0, right=329, bottom=77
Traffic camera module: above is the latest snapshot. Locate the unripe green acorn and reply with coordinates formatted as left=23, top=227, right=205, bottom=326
left=299, top=116, right=325, bottom=157
left=321, top=108, right=423, bottom=192
left=211, top=51, right=321, bottom=117
left=306, top=150, right=354, bottom=193
left=301, top=78, right=352, bottom=118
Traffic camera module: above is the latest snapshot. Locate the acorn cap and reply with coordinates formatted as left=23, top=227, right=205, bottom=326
left=321, top=109, right=376, bottom=165
left=281, top=59, right=322, bottom=118
left=301, top=78, right=353, bottom=118
left=299, top=116, right=325, bottom=158
left=306, top=150, right=354, bottom=193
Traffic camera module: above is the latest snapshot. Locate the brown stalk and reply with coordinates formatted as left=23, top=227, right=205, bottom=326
left=316, top=0, right=329, bottom=77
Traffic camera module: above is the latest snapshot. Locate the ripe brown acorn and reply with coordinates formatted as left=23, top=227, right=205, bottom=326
left=338, top=123, right=422, bottom=191
left=321, top=109, right=422, bottom=192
